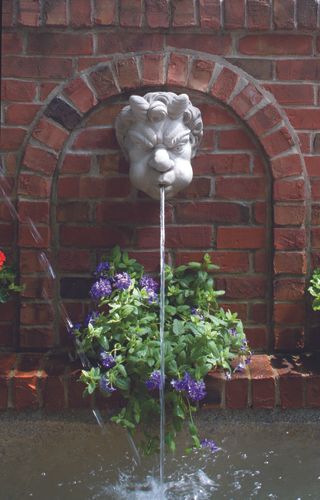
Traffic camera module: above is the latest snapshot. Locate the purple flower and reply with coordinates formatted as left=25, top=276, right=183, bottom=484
left=113, top=272, right=131, bottom=290
left=187, top=379, right=207, bottom=402
left=94, top=261, right=110, bottom=277
left=234, top=361, right=246, bottom=373
left=90, top=278, right=112, bottom=300
left=67, top=322, right=81, bottom=338
left=200, top=438, right=219, bottom=453
left=100, top=352, right=116, bottom=370
left=84, top=311, right=99, bottom=327
left=145, top=370, right=164, bottom=391
left=171, top=372, right=193, bottom=392
left=228, top=328, right=237, bottom=336
left=191, top=307, right=204, bottom=320
left=140, top=276, right=159, bottom=303
left=171, top=372, right=206, bottom=402
left=99, top=376, right=116, bottom=394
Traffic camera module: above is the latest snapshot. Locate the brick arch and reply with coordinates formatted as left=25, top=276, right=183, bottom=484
left=17, top=50, right=309, bottom=352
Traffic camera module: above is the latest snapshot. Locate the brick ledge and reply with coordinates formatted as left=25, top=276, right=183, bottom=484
left=0, top=353, right=319, bottom=411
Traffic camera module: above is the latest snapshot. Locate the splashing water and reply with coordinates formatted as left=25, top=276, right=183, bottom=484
left=159, top=186, right=166, bottom=490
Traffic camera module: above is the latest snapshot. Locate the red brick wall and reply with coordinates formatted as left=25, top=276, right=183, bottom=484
left=1, top=0, right=319, bottom=355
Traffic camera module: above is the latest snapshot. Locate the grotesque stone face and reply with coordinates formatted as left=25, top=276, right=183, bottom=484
left=115, top=92, right=203, bottom=199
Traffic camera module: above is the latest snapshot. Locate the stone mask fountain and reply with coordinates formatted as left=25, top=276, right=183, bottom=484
left=115, top=92, right=203, bottom=200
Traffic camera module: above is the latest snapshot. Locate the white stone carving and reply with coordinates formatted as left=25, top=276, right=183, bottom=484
left=115, top=92, right=203, bottom=199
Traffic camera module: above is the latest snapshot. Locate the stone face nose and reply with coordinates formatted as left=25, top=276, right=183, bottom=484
left=149, top=148, right=174, bottom=172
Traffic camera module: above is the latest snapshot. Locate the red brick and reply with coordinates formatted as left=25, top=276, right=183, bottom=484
left=94, top=0, right=116, bottom=25
left=64, top=78, right=97, bottom=114
left=270, top=155, right=303, bottom=179
left=203, top=371, right=224, bottom=408
left=61, top=155, right=91, bottom=174
left=18, top=0, right=41, bottom=26
left=217, top=227, right=265, bottom=249
left=311, top=204, right=320, bottom=224
left=96, top=201, right=173, bottom=224
left=194, top=153, right=250, bottom=175
left=21, top=276, right=54, bottom=299
left=275, top=328, right=305, bottom=351
left=0, top=377, right=9, bottom=409
left=262, top=128, right=294, bottom=158
left=274, top=302, right=305, bottom=324
left=274, top=179, right=305, bottom=201
left=264, top=84, right=314, bottom=106
left=97, top=33, right=164, bottom=54
left=218, top=129, right=255, bottom=150
left=311, top=179, right=320, bottom=200
left=199, top=0, right=221, bottom=29
left=248, top=105, right=282, bottom=137
left=0, top=301, right=15, bottom=322
left=247, top=0, right=271, bottom=30
left=137, top=226, right=213, bottom=249
left=86, top=103, right=124, bottom=126
left=0, top=223, right=14, bottom=245
left=23, top=145, right=57, bottom=175
left=250, top=355, right=276, bottom=409
left=297, top=0, right=317, bottom=29
left=273, top=0, right=295, bottom=29
left=298, top=133, right=310, bottom=154
left=166, top=34, right=231, bottom=56
left=274, top=205, right=306, bottom=226
left=172, top=0, right=197, bottom=27
left=43, top=376, right=65, bottom=410
left=176, top=201, right=249, bottom=224
left=306, top=375, right=320, bottom=408
left=250, top=303, right=267, bottom=323
left=57, top=250, right=91, bottom=272
left=145, top=0, right=169, bottom=27
left=20, top=327, right=54, bottom=348
left=70, top=0, right=92, bottom=27
left=57, top=202, right=91, bottom=223
left=32, top=118, right=68, bottom=151
left=20, top=303, right=53, bottom=325
left=176, top=251, right=249, bottom=273
left=18, top=200, right=50, bottom=223
left=0, top=324, right=13, bottom=347
left=242, top=327, right=268, bottom=350
left=274, top=252, right=307, bottom=275
left=18, top=173, right=51, bottom=198
left=198, top=103, right=237, bottom=126
left=39, top=82, right=57, bottom=100
left=254, top=248, right=268, bottom=273
left=20, top=249, right=50, bottom=273
left=279, top=372, right=304, bottom=408
left=228, top=58, right=272, bottom=80
left=2, top=80, right=37, bottom=102
left=120, top=0, right=143, bottom=27
left=2, top=33, right=23, bottom=54
left=286, top=109, right=320, bottom=131
left=226, top=374, right=249, bottom=409
left=276, top=60, right=320, bottom=81
left=5, top=104, right=40, bottom=125
left=188, top=60, right=215, bottom=92
left=220, top=277, right=267, bottom=299
left=73, top=129, right=117, bottom=150
left=19, top=224, right=50, bottom=248
left=142, top=54, right=165, bottom=86
left=274, top=228, right=306, bottom=251
left=3, top=56, right=73, bottom=79
left=311, top=227, right=320, bottom=248
left=215, top=177, right=266, bottom=200
left=274, top=279, right=305, bottom=301
left=43, top=0, right=67, bottom=26
left=89, top=66, right=118, bottom=100
left=60, top=226, right=130, bottom=248
left=116, top=58, right=140, bottom=90
left=210, top=67, right=238, bottom=103
left=167, top=53, right=189, bottom=87
left=230, top=83, right=264, bottom=119
left=27, top=33, right=93, bottom=56
left=224, top=0, right=245, bottom=29
left=0, top=354, right=17, bottom=375
left=239, top=35, right=312, bottom=56
left=3, top=0, right=15, bottom=27
left=0, top=127, right=26, bottom=150
left=13, top=371, right=40, bottom=409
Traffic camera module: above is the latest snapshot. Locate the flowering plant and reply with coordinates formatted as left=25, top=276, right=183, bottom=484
left=73, top=247, right=250, bottom=454
left=309, top=269, right=320, bottom=311
left=0, top=250, right=24, bottom=303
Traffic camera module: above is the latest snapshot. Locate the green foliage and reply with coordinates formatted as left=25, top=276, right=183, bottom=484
left=309, top=269, right=320, bottom=311
left=0, top=252, right=24, bottom=303
left=75, top=246, right=250, bottom=454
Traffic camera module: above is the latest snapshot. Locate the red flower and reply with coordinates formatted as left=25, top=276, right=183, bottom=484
left=0, top=250, right=6, bottom=270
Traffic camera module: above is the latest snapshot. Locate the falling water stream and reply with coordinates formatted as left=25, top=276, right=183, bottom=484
left=159, top=186, right=166, bottom=490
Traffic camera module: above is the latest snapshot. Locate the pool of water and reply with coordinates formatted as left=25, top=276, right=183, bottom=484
left=1, top=411, right=320, bottom=499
